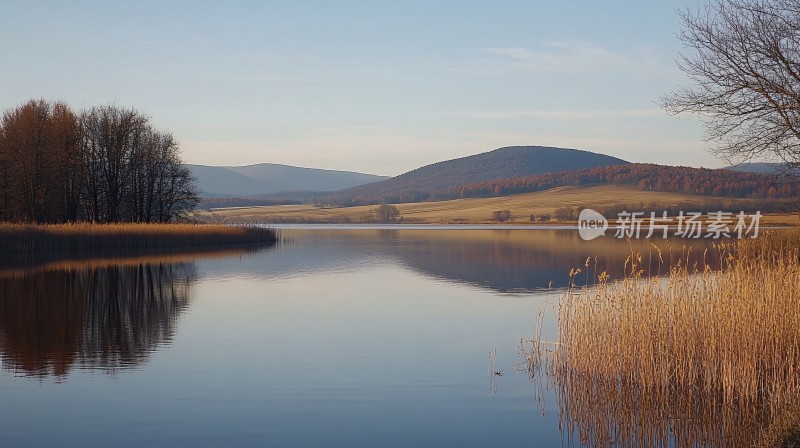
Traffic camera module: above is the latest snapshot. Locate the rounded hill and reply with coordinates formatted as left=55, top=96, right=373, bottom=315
left=327, top=146, right=629, bottom=204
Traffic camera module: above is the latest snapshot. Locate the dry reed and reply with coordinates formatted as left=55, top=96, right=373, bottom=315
left=0, top=223, right=278, bottom=264
left=525, top=229, right=800, bottom=447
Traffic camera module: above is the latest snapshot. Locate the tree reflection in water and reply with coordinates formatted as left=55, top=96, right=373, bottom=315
left=0, top=262, right=195, bottom=378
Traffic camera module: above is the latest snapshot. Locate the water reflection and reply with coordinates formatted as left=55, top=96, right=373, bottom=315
left=0, top=229, right=727, bottom=379
left=0, top=228, right=746, bottom=446
left=0, top=262, right=195, bottom=377
left=395, top=230, right=732, bottom=292
left=0, top=245, right=276, bottom=378
left=547, top=371, right=778, bottom=448
left=263, top=228, right=725, bottom=292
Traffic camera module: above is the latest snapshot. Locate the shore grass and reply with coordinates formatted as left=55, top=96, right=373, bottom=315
left=0, top=223, right=278, bottom=264
left=526, top=229, right=800, bottom=447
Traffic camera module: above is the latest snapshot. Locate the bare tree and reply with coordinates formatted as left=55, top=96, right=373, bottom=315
left=662, top=0, right=800, bottom=171
left=153, top=148, right=199, bottom=222
left=79, top=105, right=198, bottom=223
left=80, top=105, right=149, bottom=222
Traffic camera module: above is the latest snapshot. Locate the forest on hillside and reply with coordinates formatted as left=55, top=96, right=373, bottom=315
left=322, top=163, right=800, bottom=206
left=454, top=164, right=800, bottom=199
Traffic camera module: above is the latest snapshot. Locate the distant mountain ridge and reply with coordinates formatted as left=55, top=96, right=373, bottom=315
left=724, top=162, right=799, bottom=176
left=188, top=147, right=800, bottom=208
left=322, top=146, right=629, bottom=205
left=188, top=163, right=389, bottom=197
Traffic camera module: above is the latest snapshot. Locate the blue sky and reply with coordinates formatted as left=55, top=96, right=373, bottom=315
left=1, top=0, right=718, bottom=175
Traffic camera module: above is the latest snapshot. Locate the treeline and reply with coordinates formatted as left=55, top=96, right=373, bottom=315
left=454, top=164, right=800, bottom=199
left=0, top=99, right=197, bottom=223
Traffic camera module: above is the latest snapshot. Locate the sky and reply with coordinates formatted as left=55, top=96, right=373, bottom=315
left=0, top=0, right=724, bottom=176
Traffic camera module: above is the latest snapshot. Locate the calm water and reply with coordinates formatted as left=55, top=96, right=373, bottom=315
left=0, top=227, right=719, bottom=447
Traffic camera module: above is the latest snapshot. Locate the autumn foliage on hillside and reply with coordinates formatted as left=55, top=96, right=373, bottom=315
left=454, top=164, right=799, bottom=200
left=323, top=163, right=799, bottom=206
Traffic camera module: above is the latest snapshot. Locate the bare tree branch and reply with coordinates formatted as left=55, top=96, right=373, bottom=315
left=662, top=0, right=800, bottom=170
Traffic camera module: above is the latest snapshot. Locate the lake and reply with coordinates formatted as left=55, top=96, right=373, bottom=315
left=0, top=226, right=724, bottom=447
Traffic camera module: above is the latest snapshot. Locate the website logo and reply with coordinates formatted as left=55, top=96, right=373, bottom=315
left=578, top=208, right=608, bottom=241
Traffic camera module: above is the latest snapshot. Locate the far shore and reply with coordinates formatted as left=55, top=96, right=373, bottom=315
left=207, top=213, right=800, bottom=228
left=197, top=185, right=799, bottom=227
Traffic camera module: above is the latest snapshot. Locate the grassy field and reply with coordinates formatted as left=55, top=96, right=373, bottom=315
left=199, top=185, right=799, bottom=226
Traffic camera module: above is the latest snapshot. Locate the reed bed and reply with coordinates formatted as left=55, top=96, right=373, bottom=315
left=0, top=223, right=278, bottom=263
left=525, top=229, right=800, bottom=447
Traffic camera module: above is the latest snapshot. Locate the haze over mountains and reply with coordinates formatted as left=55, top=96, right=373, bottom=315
left=192, top=146, right=629, bottom=200
left=724, top=162, right=799, bottom=176
left=191, top=146, right=798, bottom=207
left=188, top=163, right=389, bottom=197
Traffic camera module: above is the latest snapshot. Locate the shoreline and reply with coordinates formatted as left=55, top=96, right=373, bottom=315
left=249, top=217, right=799, bottom=230
left=0, top=223, right=279, bottom=263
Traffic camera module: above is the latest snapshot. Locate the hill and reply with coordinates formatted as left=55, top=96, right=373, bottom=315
left=187, top=163, right=389, bottom=197
left=322, top=146, right=628, bottom=205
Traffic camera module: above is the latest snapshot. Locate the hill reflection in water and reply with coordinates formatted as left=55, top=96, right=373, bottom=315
left=259, top=228, right=724, bottom=293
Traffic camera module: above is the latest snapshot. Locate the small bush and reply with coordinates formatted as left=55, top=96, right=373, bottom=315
left=554, top=206, right=576, bottom=221
left=492, top=210, right=512, bottom=222
left=375, top=204, right=400, bottom=223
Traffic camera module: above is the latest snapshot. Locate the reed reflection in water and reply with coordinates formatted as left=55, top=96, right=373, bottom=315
left=524, top=356, right=776, bottom=448
left=0, top=261, right=195, bottom=378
